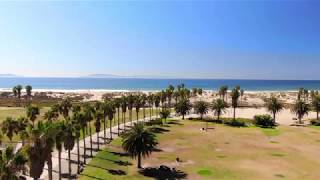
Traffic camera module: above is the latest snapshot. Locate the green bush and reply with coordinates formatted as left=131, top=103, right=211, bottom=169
left=224, top=119, right=247, bottom=127
left=145, top=118, right=163, bottom=126
left=253, top=114, right=276, bottom=128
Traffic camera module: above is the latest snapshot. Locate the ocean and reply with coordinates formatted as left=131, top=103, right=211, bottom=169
left=0, top=77, right=320, bottom=91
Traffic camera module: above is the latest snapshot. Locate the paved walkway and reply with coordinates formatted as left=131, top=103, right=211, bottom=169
left=23, top=116, right=158, bottom=180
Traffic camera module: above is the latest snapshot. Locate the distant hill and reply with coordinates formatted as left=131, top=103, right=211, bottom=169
left=0, top=74, right=19, bottom=77
left=85, top=74, right=127, bottom=78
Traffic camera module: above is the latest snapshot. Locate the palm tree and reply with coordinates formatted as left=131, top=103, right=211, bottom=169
left=219, top=86, right=228, bottom=101
left=154, top=94, right=160, bottom=118
left=122, top=123, right=157, bottom=169
left=240, top=89, right=244, bottom=101
left=59, top=98, right=72, bottom=118
left=1, top=117, right=18, bottom=142
left=25, top=85, right=32, bottom=101
left=147, top=94, right=154, bottom=119
left=63, top=119, right=76, bottom=179
left=166, top=85, right=174, bottom=107
left=17, top=117, right=29, bottom=145
left=134, top=95, right=143, bottom=122
left=312, top=95, right=320, bottom=120
left=12, top=86, right=18, bottom=99
left=102, top=100, right=109, bottom=143
left=94, top=110, right=102, bottom=150
left=160, top=90, right=167, bottom=108
left=121, top=96, right=128, bottom=130
left=159, top=108, right=170, bottom=124
left=194, top=101, right=209, bottom=120
left=106, top=101, right=115, bottom=140
left=291, top=100, right=310, bottom=124
left=265, top=96, right=284, bottom=124
left=212, top=99, right=228, bottom=122
left=0, top=146, right=27, bottom=179
left=26, top=121, right=57, bottom=180
left=127, top=94, right=135, bottom=126
left=78, top=111, right=88, bottom=164
left=230, top=88, right=240, bottom=121
left=83, top=103, right=94, bottom=157
left=44, top=109, right=59, bottom=122
left=54, top=122, right=65, bottom=180
left=175, top=98, right=192, bottom=120
left=141, top=94, right=147, bottom=121
left=114, top=98, right=121, bottom=135
left=72, top=108, right=82, bottom=174
left=26, top=105, right=40, bottom=126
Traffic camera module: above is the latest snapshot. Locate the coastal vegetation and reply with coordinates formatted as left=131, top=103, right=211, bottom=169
left=0, top=84, right=320, bottom=179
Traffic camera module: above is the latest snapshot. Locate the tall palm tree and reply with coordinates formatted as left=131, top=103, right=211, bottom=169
left=102, top=100, right=109, bottom=143
left=59, top=98, right=72, bottom=119
left=230, top=88, right=240, bottom=121
left=240, top=89, right=244, bottom=101
left=25, top=85, right=32, bottom=102
left=94, top=110, right=102, bottom=150
left=0, top=146, right=27, bottom=179
left=147, top=94, right=154, bottom=119
left=219, top=86, right=228, bottom=101
left=114, top=98, right=121, bottom=135
left=175, top=98, right=192, bottom=120
left=26, top=121, right=57, bottom=180
left=78, top=111, right=88, bottom=165
left=12, top=86, right=18, bottom=99
left=121, top=96, right=128, bottom=130
left=141, top=94, right=147, bottom=122
left=160, top=90, right=167, bottom=109
left=166, top=85, right=174, bottom=107
left=265, top=96, right=284, bottom=124
left=134, top=95, right=143, bottom=122
left=106, top=101, right=115, bottom=140
left=127, top=94, right=135, bottom=126
left=122, top=123, right=157, bottom=169
left=55, top=122, right=65, bottom=180
left=26, top=105, right=40, bottom=126
left=194, top=101, right=210, bottom=120
left=72, top=108, right=82, bottom=174
left=63, top=119, right=76, bottom=179
left=154, top=94, right=160, bottom=118
left=1, top=117, right=18, bottom=142
left=291, top=100, right=310, bottom=124
left=212, top=99, right=228, bottom=122
left=83, top=103, right=94, bottom=157
left=312, top=95, right=320, bottom=120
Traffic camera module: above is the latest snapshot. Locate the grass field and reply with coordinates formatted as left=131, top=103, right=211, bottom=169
left=80, top=119, right=320, bottom=180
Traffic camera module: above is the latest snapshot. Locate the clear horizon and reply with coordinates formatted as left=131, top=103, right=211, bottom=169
left=0, top=1, right=320, bottom=79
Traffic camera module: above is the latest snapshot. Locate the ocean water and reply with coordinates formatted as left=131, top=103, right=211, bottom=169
left=0, top=78, right=320, bottom=91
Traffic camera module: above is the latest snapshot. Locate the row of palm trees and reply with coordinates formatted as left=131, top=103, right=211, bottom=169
left=12, top=85, right=33, bottom=102
left=0, top=84, right=192, bottom=179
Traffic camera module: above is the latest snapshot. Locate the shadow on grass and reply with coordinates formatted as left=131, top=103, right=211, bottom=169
left=148, top=127, right=170, bottom=134
left=61, top=173, right=78, bottom=179
left=139, top=166, right=187, bottom=180
left=81, top=173, right=105, bottom=180
left=110, top=151, right=130, bottom=157
left=167, top=120, right=183, bottom=126
left=84, top=163, right=127, bottom=176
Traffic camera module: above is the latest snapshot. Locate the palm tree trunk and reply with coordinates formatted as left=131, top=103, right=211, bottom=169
left=89, top=126, right=93, bottom=157
left=137, top=153, right=142, bottom=169
left=143, top=107, right=146, bottom=122
left=118, top=109, right=120, bottom=135
left=104, top=115, right=106, bottom=144
left=136, top=110, right=139, bottom=122
left=317, top=110, right=319, bottom=120
left=68, top=149, right=71, bottom=180
left=273, top=113, right=276, bottom=124
left=47, top=154, right=53, bottom=180
left=97, top=132, right=100, bottom=150
left=77, top=138, right=80, bottom=174
left=233, top=107, right=236, bottom=120
left=82, top=129, right=86, bottom=164
left=182, top=114, right=185, bottom=120
left=130, top=110, right=133, bottom=125
left=110, top=119, right=113, bottom=140
left=58, top=150, right=62, bottom=180
left=123, top=112, right=126, bottom=131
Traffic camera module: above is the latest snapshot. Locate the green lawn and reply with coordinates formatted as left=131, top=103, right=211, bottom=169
left=80, top=119, right=320, bottom=180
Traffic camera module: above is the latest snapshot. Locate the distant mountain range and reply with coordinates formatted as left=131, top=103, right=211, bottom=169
left=0, top=74, right=19, bottom=77
left=85, top=74, right=128, bottom=78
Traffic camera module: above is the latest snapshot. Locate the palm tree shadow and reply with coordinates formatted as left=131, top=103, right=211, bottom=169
left=148, top=127, right=170, bottom=134
left=61, top=173, right=78, bottom=179
left=85, top=164, right=127, bottom=176
left=139, top=166, right=187, bottom=180
left=110, top=151, right=129, bottom=157
left=167, top=120, right=183, bottom=126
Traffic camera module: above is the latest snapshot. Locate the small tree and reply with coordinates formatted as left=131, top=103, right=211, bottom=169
left=230, top=88, right=240, bottom=121
left=253, top=114, right=275, bottom=128
left=122, top=123, right=157, bottom=169
left=175, top=98, right=192, bottom=120
left=159, top=108, right=170, bottom=124
left=212, top=99, right=228, bottom=122
left=291, top=100, right=310, bottom=124
left=194, top=101, right=209, bottom=120
left=265, top=96, right=284, bottom=124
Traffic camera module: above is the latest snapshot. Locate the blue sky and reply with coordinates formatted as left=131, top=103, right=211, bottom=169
left=0, top=1, right=319, bottom=79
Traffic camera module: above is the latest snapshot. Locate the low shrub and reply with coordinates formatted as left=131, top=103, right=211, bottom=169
left=310, top=119, right=320, bottom=126
left=224, top=119, right=247, bottom=127
left=145, top=118, right=163, bottom=126
left=253, top=114, right=276, bottom=128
